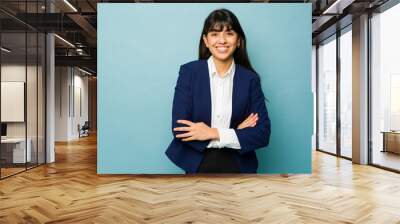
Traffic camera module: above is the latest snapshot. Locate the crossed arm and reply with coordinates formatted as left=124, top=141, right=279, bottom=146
left=172, top=65, right=270, bottom=154
left=174, top=113, right=258, bottom=142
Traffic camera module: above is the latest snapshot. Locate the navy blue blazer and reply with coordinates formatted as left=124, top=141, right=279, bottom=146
left=165, top=59, right=271, bottom=174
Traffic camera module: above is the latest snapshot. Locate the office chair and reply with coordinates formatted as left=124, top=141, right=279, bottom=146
left=79, top=121, right=90, bottom=138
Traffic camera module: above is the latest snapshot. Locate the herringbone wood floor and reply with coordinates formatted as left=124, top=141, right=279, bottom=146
left=1, top=134, right=400, bottom=224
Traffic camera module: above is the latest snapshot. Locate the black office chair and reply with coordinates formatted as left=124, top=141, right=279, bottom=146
left=79, top=121, right=90, bottom=138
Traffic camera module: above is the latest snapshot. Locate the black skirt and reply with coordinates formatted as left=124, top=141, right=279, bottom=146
left=196, top=147, right=241, bottom=173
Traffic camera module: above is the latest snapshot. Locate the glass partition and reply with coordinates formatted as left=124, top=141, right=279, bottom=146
left=27, top=30, right=38, bottom=169
left=317, top=35, right=337, bottom=154
left=0, top=1, right=46, bottom=179
left=1, top=31, right=28, bottom=177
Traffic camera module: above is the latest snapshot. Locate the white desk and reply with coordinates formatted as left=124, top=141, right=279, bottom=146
left=1, top=138, right=32, bottom=163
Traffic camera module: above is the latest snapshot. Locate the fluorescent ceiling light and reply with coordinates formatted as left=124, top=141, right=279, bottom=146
left=78, top=67, right=93, bottom=76
left=63, top=0, right=78, bottom=12
left=54, top=34, right=75, bottom=48
left=322, top=0, right=355, bottom=15
left=1, top=47, right=11, bottom=53
left=323, top=0, right=343, bottom=14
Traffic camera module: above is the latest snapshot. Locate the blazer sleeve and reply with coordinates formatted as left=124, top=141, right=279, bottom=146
left=234, top=76, right=271, bottom=155
left=171, top=65, right=210, bottom=152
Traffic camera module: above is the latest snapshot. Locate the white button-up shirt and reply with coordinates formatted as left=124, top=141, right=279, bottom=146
left=206, top=56, right=241, bottom=149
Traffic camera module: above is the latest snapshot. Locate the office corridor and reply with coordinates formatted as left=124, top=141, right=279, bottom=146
left=0, top=134, right=400, bottom=223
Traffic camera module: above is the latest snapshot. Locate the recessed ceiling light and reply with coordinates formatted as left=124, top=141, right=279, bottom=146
left=322, top=0, right=352, bottom=15
left=63, top=0, right=78, bottom=12
left=54, top=34, right=75, bottom=48
left=1, top=47, right=11, bottom=53
left=78, top=67, right=93, bottom=76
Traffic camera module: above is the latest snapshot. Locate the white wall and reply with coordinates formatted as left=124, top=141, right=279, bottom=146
left=1, top=65, right=26, bottom=137
left=70, top=72, right=89, bottom=139
left=55, top=66, right=69, bottom=141
left=55, top=67, right=89, bottom=141
left=1, top=65, right=41, bottom=138
left=1, top=63, right=46, bottom=164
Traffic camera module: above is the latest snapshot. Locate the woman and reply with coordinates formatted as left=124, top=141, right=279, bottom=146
left=165, top=9, right=271, bottom=174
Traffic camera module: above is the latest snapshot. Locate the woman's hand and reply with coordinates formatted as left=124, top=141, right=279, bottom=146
left=174, top=120, right=219, bottom=142
left=237, top=113, right=258, bottom=129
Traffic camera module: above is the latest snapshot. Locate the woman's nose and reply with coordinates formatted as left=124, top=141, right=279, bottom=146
left=217, top=35, right=227, bottom=44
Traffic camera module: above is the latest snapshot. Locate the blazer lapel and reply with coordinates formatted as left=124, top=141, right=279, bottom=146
left=201, top=60, right=212, bottom=127
left=231, top=65, right=240, bottom=128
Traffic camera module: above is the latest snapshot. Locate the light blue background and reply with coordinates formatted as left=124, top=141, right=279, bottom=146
left=98, top=3, right=312, bottom=174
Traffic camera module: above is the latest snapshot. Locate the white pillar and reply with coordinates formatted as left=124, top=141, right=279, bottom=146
left=352, top=14, right=369, bottom=164
left=46, top=1, right=55, bottom=163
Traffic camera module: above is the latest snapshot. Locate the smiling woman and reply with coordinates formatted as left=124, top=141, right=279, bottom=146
left=165, top=8, right=271, bottom=174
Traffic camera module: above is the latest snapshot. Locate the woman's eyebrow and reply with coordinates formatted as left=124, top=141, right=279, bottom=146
left=209, top=28, right=221, bottom=32
left=209, top=27, right=233, bottom=32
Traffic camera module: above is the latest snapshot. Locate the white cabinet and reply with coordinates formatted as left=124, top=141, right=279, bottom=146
left=1, top=138, right=32, bottom=163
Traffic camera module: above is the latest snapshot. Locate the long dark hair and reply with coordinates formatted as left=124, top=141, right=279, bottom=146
left=199, top=8, right=257, bottom=74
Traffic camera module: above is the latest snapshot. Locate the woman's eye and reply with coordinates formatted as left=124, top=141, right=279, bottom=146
left=210, top=33, right=217, bottom=36
left=227, top=32, right=234, bottom=36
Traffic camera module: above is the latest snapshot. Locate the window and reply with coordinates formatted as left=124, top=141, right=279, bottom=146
left=317, top=35, right=337, bottom=154
left=371, top=2, right=400, bottom=171
left=339, top=27, right=352, bottom=158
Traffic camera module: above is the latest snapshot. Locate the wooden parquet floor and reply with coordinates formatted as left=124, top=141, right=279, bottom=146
left=1, top=134, right=400, bottom=224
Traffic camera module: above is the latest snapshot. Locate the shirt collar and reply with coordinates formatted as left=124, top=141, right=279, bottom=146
left=207, top=56, right=235, bottom=78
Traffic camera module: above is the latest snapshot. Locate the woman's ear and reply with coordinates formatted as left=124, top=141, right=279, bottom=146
left=202, top=34, right=208, bottom=48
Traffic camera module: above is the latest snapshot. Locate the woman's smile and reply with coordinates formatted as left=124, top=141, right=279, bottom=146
left=215, top=46, right=230, bottom=53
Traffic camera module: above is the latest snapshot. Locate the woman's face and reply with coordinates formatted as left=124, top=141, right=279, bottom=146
left=202, top=26, right=240, bottom=62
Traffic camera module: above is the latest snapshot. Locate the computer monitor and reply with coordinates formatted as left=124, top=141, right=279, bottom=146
left=1, top=123, right=7, bottom=137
